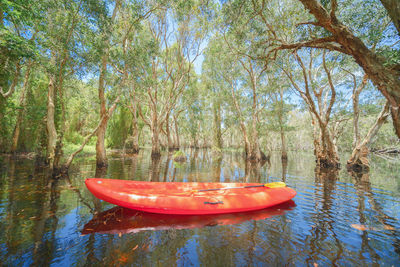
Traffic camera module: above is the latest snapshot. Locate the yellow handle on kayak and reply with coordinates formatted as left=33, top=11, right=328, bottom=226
left=264, top=182, right=286, bottom=188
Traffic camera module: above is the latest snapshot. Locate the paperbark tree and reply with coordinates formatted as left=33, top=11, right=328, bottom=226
left=95, top=0, right=121, bottom=168
left=246, top=0, right=400, bottom=138
left=283, top=49, right=340, bottom=168
left=293, top=0, right=400, bottom=138
left=137, top=6, right=205, bottom=157
left=45, top=1, right=83, bottom=172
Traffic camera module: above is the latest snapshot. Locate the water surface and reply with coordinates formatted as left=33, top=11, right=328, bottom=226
left=0, top=150, right=399, bottom=266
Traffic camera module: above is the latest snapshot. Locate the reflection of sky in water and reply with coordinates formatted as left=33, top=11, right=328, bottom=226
left=0, top=150, right=399, bottom=266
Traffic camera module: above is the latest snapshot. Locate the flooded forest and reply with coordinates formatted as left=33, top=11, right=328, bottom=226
left=0, top=0, right=399, bottom=266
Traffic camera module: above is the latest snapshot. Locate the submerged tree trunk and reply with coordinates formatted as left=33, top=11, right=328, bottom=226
left=173, top=113, right=180, bottom=149
left=347, top=101, right=390, bottom=171
left=151, top=116, right=161, bottom=158
left=284, top=50, right=340, bottom=169
left=280, top=128, right=287, bottom=160
left=248, top=115, right=265, bottom=162
left=213, top=102, right=223, bottom=150
left=165, top=111, right=174, bottom=151
left=131, top=118, right=139, bottom=154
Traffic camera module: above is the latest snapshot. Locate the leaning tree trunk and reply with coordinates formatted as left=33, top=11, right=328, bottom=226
left=379, top=0, right=400, bottom=36
left=347, top=101, right=390, bottom=171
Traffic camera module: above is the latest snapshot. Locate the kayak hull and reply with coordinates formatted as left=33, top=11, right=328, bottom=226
left=85, top=178, right=297, bottom=215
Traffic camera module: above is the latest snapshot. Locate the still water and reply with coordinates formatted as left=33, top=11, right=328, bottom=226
left=0, top=149, right=399, bottom=266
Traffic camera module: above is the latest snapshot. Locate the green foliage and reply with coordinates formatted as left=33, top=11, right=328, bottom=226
left=107, top=106, right=132, bottom=149
left=0, top=0, right=397, bottom=159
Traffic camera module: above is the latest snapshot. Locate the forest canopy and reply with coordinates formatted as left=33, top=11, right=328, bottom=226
left=0, top=0, right=399, bottom=174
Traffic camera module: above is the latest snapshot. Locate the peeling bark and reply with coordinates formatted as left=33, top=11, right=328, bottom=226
left=46, top=75, right=57, bottom=170
left=347, top=101, right=390, bottom=171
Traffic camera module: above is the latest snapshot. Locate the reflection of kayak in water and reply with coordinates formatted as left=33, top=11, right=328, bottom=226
left=85, top=179, right=297, bottom=215
left=81, top=200, right=296, bottom=235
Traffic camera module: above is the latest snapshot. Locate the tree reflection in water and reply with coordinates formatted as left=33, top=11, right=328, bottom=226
left=0, top=150, right=399, bottom=266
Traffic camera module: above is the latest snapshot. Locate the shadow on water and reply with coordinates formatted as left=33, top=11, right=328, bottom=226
left=0, top=149, right=399, bottom=265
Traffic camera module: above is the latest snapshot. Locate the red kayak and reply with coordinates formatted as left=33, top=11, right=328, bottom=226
left=82, top=200, right=296, bottom=235
left=85, top=178, right=296, bottom=215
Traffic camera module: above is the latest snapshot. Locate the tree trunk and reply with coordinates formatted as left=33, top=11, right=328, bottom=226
left=213, top=102, right=223, bottom=149
left=347, top=101, right=390, bottom=171
left=173, top=114, right=180, bottom=149
left=151, top=117, right=161, bottom=158
left=10, top=62, right=32, bottom=153
left=96, top=51, right=109, bottom=168
left=247, top=109, right=265, bottom=162
left=310, top=114, right=340, bottom=169
left=316, top=124, right=340, bottom=168
left=165, top=111, right=173, bottom=151
left=46, top=76, right=57, bottom=171
left=95, top=0, right=120, bottom=167
left=379, top=0, right=400, bottom=35
left=280, top=127, right=287, bottom=160
left=278, top=88, right=288, bottom=160
left=132, top=117, right=139, bottom=154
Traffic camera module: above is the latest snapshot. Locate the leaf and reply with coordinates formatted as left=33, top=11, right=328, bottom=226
left=383, top=225, right=395, bottom=231
left=351, top=224, right=367, bottom=231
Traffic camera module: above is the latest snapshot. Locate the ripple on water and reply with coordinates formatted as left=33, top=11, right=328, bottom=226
left=0, top=150, right=399, bottom=266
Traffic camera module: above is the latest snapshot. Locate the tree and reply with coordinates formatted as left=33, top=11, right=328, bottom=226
left=238, top=0, right=400, bottom=138
left=282, top=49, right=342, bottom=168
left=137, top=2, right=207, bottom=157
